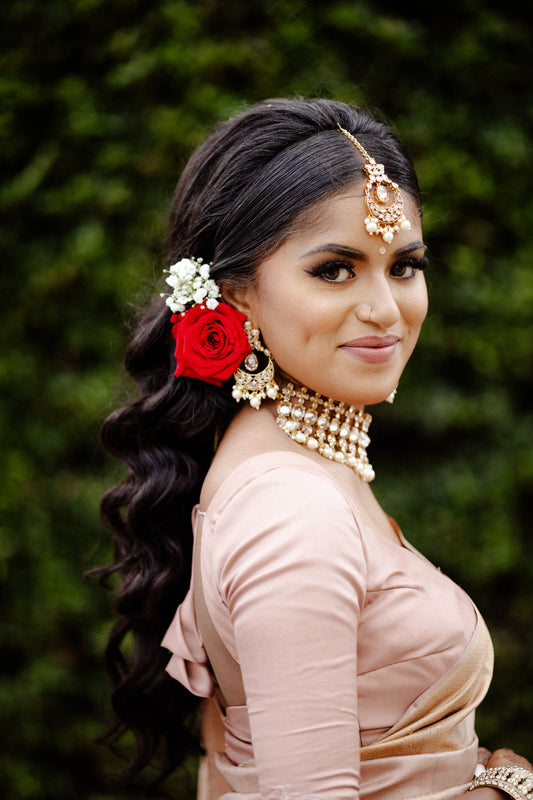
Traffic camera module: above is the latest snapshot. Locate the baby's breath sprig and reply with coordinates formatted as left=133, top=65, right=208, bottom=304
left=162, top=257, right=221, bottom=315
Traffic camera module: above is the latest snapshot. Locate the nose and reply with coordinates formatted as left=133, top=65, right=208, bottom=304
left=354, top=277, right=401, bottom=328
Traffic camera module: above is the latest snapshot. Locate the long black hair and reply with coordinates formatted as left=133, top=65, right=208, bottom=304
left=96, top=98, right=421, bottom=790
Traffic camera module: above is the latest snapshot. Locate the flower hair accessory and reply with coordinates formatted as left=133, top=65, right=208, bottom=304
left=163, top=257, right=221, bottom=313
left=162, top=257, right=251, bottom=387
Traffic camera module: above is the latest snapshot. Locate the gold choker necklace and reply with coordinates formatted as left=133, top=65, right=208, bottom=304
left=276, top=384, right=375, bottom=482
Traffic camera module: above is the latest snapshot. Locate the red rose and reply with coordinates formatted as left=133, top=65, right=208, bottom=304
left=170, top=303, right=251, bottom=386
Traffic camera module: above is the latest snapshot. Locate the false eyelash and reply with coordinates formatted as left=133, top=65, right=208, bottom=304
left=306, top=260, right=355, bottom=278
left=390, top=255, right=430, bottom=278
left=402, top=255, right=429, bottom=271
left=308, top=255, right=429, bottom=279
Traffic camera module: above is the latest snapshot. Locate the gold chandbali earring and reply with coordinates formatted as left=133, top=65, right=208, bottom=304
left=232, top=321, right=279, bottom=409
left=276, top=384, right=375, bottom=482
left=337, top=124, right=412, bottom=244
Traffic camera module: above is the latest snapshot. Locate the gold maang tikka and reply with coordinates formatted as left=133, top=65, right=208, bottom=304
left=337, top=124, right=412, bottom=244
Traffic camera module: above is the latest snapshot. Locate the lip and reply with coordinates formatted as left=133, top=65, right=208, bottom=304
left=339, top=335, right=400, bottom=364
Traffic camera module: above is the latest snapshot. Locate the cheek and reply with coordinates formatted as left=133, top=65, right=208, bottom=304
left=418, top=285, right=429, bottom=325
left=249, top=284, right=304, bottom=341
left=405, top=282, right=428, bottom=331
left=262, top=301, right=334, bottom=354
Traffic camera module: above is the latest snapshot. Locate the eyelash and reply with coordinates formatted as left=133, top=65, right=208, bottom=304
left=390, top=256, right=429, bottom=279
left=308, top=256, right=429, bottom=283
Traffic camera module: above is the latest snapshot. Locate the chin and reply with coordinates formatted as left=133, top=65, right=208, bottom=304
left=280, top=372, right=398, bottom=408
left=363, top=389, right=397, bottom=406
left=329, top=384, right=397, bottom=408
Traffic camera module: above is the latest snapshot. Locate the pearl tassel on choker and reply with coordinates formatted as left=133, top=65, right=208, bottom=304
left=276, top=384, right=375, bottom=482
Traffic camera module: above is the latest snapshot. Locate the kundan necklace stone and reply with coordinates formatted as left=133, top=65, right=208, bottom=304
left=276, top=384, right=375, bottom=482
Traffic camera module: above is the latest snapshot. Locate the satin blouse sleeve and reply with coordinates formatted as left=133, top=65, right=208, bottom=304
left=207, top=464, right=367, bottom=799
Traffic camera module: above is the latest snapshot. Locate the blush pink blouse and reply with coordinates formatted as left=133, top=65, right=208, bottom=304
left=162, top=452, right=491, bottom=799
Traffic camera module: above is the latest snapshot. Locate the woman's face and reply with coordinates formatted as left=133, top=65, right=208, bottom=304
left=228, top=183, right=428, bottom=407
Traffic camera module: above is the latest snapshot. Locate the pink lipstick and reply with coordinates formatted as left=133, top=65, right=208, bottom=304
left=339, top=335, right=399, bottom=364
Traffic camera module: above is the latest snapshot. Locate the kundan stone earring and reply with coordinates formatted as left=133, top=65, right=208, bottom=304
left=232, top=322, right=279, bottom=409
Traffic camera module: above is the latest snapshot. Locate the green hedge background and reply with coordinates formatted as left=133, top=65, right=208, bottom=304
left=1, top=1, right=532, bottom=798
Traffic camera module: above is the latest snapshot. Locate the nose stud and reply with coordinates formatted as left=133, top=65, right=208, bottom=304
left=356, top=303, right=374, bottom=322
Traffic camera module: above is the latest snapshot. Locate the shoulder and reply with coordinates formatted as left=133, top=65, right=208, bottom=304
left=201, top=404, right=357, bottom=510
left=203, top=452, right=366, bottom=569
left=202, top=452, right=369, bottom=607
left=204, top=451, right=355, bottom=519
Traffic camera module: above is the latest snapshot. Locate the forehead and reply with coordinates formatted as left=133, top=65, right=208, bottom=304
left=280, top=184, right=422, bottom=251
left=296, top=183, right=366, bottom=234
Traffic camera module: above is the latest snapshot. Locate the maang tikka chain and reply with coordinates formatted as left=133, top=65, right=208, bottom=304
left=232, top=321, right=279, bottom=409
left=337, top=124, right=412, bottom=244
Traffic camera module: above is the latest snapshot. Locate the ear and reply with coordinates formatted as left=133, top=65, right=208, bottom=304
left=220, top=282, right=257, bottom=318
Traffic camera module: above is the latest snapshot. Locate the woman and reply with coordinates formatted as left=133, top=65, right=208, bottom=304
left=99, top=98, right=532, bottom=799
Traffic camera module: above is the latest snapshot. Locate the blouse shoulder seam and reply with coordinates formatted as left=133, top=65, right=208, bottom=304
left=209, top=451, right=357, bottom=520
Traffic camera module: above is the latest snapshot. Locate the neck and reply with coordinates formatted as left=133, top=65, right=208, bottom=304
left=275, top=383, right=375, bottom=482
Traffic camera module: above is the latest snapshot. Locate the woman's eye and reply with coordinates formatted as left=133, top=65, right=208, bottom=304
left=310, top=262, right=356, bottom=283
left=390, top=257, right=428, bottom=279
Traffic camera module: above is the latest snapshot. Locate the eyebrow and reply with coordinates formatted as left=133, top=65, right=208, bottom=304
left=300, top=241, right=427, bottom=260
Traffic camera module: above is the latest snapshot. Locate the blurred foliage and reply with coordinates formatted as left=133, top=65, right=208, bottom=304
left=1, top=0, right=532, bottom=797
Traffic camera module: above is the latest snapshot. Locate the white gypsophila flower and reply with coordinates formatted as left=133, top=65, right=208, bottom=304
left=161, top=257, right=221, bottom=314
left=193, top=287, right=207, bottom=304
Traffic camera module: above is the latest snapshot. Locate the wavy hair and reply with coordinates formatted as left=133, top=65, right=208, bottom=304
left=96, top=97, right=421, bottom=790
